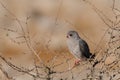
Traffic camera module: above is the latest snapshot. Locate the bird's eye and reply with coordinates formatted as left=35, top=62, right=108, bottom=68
left=69, top=34, right=72, bottom=36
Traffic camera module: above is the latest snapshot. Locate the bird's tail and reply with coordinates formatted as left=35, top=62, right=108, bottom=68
left=90, top=53, right=95, bottom=59
left=89, top=53, right=100, bottom=67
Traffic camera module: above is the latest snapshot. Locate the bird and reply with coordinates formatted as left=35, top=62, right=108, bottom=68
left=66, top=30, right=94, bottom=66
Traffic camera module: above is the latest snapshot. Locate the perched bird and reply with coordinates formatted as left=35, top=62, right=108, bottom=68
left=66, top=31, right=93, bottom=65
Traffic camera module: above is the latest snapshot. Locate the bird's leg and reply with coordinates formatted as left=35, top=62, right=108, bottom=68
left=74, top=59, right=81, bottom=66
left=69, top=59, right=81, bottom=70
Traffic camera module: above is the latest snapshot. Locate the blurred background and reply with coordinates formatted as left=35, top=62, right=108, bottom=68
left=0, top=0, right=120, bottom=80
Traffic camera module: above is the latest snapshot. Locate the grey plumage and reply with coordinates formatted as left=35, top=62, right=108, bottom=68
left=67, top=31, right=92, bottom=60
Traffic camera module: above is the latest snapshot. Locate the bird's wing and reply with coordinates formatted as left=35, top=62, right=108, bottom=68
left=79, top=39, right=91, bottom=58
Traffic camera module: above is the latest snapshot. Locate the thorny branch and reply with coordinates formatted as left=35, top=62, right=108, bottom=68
left=0, top=0, right=44, bottom=65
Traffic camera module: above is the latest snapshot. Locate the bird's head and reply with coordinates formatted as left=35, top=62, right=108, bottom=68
left=67, top=31, right=80, bottom=40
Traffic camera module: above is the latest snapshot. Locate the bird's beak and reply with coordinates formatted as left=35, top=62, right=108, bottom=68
left=66, top=35, right=69, bottom=38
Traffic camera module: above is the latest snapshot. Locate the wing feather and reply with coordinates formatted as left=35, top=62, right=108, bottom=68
left=79, top=39, right=92, bottom=58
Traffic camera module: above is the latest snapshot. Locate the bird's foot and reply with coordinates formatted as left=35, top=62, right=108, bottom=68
left=74, top=59, right=81, bottom=66
left=69, top=59, right=81, bottom=70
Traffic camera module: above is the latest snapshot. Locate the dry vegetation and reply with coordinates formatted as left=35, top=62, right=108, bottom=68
left=0, top=0, right=120, bottom=80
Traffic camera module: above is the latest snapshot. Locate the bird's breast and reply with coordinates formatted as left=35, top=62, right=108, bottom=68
left=67, top=39, right=82, bottom=59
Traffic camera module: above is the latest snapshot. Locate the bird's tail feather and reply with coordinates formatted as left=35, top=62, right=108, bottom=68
left=89, top=53, right=100, bottom=67
left=90, top=53, right=95, bottom=59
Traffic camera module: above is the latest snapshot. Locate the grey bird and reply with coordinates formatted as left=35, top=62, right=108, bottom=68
left=66, top=31, right=93, bottom=65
